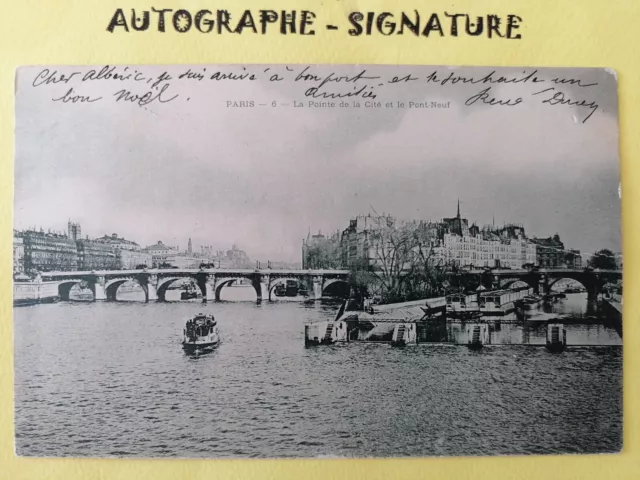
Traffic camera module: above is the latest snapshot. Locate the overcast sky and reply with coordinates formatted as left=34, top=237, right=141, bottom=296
left=14, top=65, right=620, bottom=262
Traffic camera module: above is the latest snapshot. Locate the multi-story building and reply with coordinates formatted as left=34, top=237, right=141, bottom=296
left=438, top=207, right=537, bottom=269
left=340, top=214, right=396, bottom=267
left=338, top=204, right=544, bottom=271
left=93, top=233, right=150, bottom=269
left=142, top=241, right=179, bottom=267
left=565, top=249, right=583, bottom=269
left=205, top=245, right=253, bottom=268
left=334, top=202, right=597, bottom=274
left=171, top=254, right=200, bottom=269
left=13, top=232, right=25, bottom=275
left=22, top=230, right=79, bottom=273
left=94, top=233, right=141, bottom=251
left=116, top=249, right=153, bottom=269
left=76, top=238, right=118, bottom=270
left=531, top=235, right=564, bottom=268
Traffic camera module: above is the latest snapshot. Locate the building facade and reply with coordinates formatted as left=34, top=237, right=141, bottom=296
left=116, top=249, right=153, bottom=269
left=335, top=205, right=549, bottom=271
left=94, top=233, right=141, bottom=251
left=565, top=249, right=583, bottom=269
left=531, top=235, right=565, bottom=268
left=340, top=214, right=396, bottom=267
left=171, top=254, right=200, bottom=269
left=142, top=241, right=179, bottom=267
left=442, top=231, right=537, bottom=269
left=76, top=239, right=118, bottom=270
left=13, top=233, right=25, bottom=275
left=22, top=230, right=79, bottom=273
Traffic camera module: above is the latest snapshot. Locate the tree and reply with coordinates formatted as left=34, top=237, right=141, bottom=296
left=304, top=240, right=341, bottom=269
left=407, top=229, right=453, bottom=299
left=366, top=221, right=420, bottom=303
left=588, top=249, right=617, bottom=270
left=347, top=257, right=375, bottom=308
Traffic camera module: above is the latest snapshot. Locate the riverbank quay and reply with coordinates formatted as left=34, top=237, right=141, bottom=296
left=13, top=279, right=60, bottom=306
left=602, top=294, right=623, bottom=338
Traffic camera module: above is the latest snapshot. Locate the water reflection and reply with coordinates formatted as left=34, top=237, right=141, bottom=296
left=440, top=293, right=621, bottom=346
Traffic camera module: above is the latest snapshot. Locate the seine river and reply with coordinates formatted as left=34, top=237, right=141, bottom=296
left=14, top=288, right=622, bottom=458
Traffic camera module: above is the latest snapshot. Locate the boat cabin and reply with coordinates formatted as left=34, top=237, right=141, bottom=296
left=446, top=293, right=479, bottom=313
left=479, top=287, right=532, bottom=314
left=185, top=314, right=216, bottom=338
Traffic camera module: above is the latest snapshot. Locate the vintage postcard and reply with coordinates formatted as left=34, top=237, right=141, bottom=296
left=13, top=64, right=621, bottom=458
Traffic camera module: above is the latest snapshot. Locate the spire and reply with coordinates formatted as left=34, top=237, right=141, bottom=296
left=457, top=199, right=461, bottom=218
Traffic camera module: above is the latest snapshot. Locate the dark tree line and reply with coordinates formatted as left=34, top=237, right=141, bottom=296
left=587, top=249, right=618, bottom=270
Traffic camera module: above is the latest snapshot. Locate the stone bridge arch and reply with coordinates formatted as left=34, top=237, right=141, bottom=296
left=214, top=275, right=259, bottom=301
left=57, top=279, right=85, bottom=301
left=546, top=275, right=594, bottom=299
left=156, top=276, right=196, bottom=302
left=498, top=277, right=538, bottom=291
left=322, top=278, right=349, bottom=297
left=105, top=277, right=146, bottom=302
left=268, top=276, right=302, bottom=301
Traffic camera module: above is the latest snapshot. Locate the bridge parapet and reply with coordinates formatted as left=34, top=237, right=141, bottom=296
left=40, top=268, right=350, bottom=304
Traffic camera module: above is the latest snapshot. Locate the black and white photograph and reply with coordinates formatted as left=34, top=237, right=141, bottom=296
left=13, top=64, right=622, bottom=458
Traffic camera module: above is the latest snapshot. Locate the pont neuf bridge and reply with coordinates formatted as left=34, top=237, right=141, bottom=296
left=41, top=268, right=351, bottom=303
left=39, top=267, right=621, bottom=304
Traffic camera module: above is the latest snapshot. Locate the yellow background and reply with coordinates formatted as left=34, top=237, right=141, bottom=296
left=1, top=0, right=638, bottom=478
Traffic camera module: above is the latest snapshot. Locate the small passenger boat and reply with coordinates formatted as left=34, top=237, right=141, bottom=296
left=183, top=313, right=219, bottom=354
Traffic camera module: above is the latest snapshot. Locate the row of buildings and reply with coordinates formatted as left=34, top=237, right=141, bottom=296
left=302, top=203, right=585, bottom=271
left=13, top=220, right=252, bottom=276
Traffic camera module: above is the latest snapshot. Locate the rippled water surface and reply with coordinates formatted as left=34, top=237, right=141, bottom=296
left=14, top=289, right=622, bottom=458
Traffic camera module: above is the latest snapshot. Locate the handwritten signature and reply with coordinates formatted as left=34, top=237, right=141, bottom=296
left=465, top=87, right=522, bottom=107
left=461, top=86, right=599, bottom=123
left=532, top=87, right=599, bottom=123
